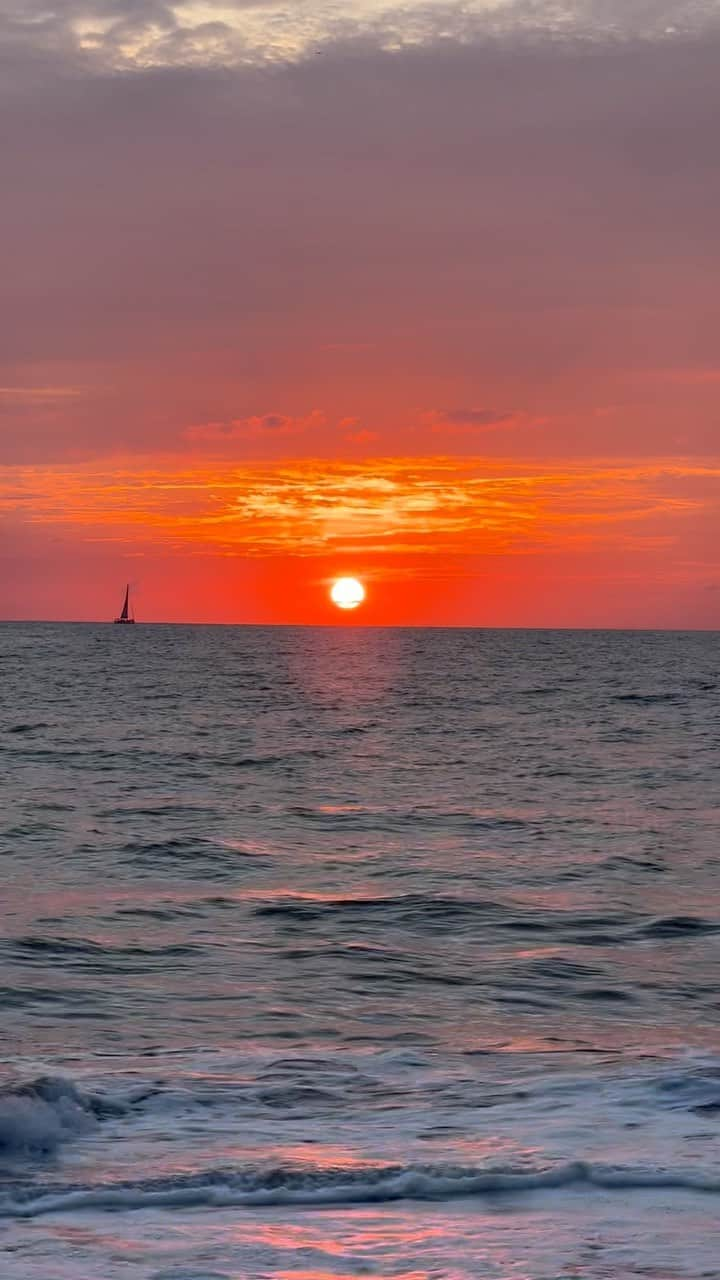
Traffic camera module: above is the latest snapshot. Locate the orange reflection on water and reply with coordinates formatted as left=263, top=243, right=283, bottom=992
left=271, top=1144, right=377, bottom=1169
left=239, top=1209, right=452, bottom=1252
left=511, top=946, right=565, bottom=960
left=223, top=1208, right=540, bottom=1280
left=316, top=804, right=369, bottom=814
left=209, top=1144, right=377, bottom=1172
left=284, top=623, right=404, bottom=704
left=48, top=1223, right=145, bottom=1257
left=276, top=1272, right=429, bottom=1280
left=230, top=886, right=386, bottom=904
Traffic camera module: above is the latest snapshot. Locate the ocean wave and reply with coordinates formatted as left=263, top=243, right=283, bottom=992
left=252, top=893, right=510, bottom=926
left=639, top=915, right=720, bottom=938
left=2, top=935, right=198, bottom=974
left=0, top=1078, right=126, bottom=1155
left=613, top=692, right=679, bottom=704
left=119, top=836, right=273, bottom=875
left=251, top=893, right=646, bottom=943
left=4, top=1159, right=720, bottom=1218
left=5, top=722, right=51, bottom=734
left=286, top=803, right=532, bottom=833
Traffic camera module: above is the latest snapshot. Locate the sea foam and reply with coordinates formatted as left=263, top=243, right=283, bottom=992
left=4, top=1160, right=720, bottom=1218
left=0, top=1077, right=127, bottom=1155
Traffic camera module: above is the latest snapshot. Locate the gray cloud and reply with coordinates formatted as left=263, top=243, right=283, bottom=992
left=439, top=409, right=515, bottom=427
left=2, top=0, right=720, bottom=78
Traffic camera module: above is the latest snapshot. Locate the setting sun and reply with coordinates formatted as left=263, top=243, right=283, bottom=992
left=330, top=577, right=366, bottom=610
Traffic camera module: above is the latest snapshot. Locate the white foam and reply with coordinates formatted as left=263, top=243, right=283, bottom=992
left=4, top=1160, right=720, bottom=1218
left=0, top=1078, right=101, bottom=1154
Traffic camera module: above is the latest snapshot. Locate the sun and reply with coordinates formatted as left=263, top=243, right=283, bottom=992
left=330, top=577, right=366, bottom=610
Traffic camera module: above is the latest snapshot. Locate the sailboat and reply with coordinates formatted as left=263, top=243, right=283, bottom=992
left=114, top=584, right=136, bottom=624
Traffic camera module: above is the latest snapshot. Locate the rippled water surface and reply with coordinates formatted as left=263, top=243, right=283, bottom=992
left=2, top=623, right=720, bottom=1278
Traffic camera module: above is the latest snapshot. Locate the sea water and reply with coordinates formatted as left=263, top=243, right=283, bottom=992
left=1, top=623, right=720, bottom=1279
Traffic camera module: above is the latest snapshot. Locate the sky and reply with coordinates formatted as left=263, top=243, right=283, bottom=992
left=1, top=0, right=719, bottom=625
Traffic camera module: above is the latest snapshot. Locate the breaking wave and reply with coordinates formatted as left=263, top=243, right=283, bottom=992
left=0, top=1077, right=135, bottom=1155
left=4, top=1159, right=720, bottom=1218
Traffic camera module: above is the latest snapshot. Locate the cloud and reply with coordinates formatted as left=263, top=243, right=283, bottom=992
left=184, top=410, right=326, bottom=443
left=345, top=429, right=379, bottom=444
left=0, top=386, right=82, bottom=400
left=428, top=408, right=543, bottom=438
left=435, top=408, right=516, bottom=428
left=337, top=416, right=379, bottom=444
left=1, top=19, right=719, bottom=470
left=2, top=454, right=717, bottom=560
left=3, top=0, right=720, bottom=75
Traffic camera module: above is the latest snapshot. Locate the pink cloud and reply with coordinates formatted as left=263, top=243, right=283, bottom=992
left=345, top=429, right=380, bottom=444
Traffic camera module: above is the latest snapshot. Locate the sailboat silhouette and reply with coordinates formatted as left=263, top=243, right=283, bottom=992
left=113, top=584, right=136, bottom=624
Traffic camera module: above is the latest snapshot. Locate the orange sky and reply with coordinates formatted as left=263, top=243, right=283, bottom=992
left=1, top=14, right=719, bottom=625
left=3, top=454, right=719, bottom=625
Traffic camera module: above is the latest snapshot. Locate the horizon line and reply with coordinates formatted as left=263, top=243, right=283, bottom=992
left=1, top=619, right=718, bottom=634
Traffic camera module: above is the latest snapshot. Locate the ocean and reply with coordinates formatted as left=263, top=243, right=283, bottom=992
left=2, top=622, right=720, bottom=1280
